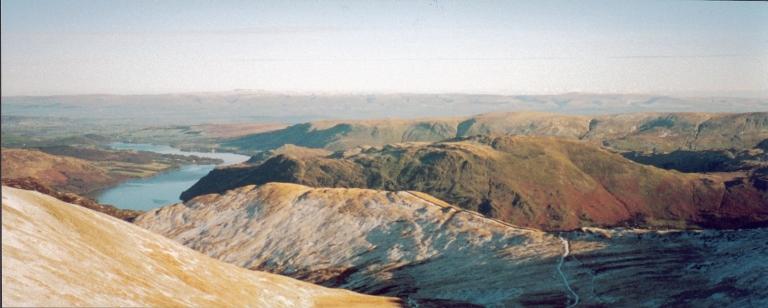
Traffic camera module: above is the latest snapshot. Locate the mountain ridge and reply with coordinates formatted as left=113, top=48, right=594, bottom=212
left=138, top=183, right=768, bottom=306
left=223, top=111, right=768, bottom=153
left=186, top=135, right=768, bottom=230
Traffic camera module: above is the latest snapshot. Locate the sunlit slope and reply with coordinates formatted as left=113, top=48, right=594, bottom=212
left=224, top=118, right=463, bottom=152
left=1, top=148, right=116, bottom=194
left=140, top=183, right=768, bottom=306
left=1, top=186, right=400, bottom=307
left=0, top=146, right=203, bottom=194
left=186, top=135, right=768, bottom=230
left=141, top=183, right=568, bottom=306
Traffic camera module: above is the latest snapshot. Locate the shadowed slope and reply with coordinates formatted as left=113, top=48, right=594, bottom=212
left=1, top=186, right=400, bottom=307
left=620, top=138, right=768, bottom=174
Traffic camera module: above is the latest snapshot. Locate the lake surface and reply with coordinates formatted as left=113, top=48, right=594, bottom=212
left=95, top=143, right=250, bottom=211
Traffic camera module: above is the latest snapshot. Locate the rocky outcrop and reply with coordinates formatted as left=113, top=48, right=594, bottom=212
left=184, top=135, right=768, bottom=230
left=138, top=183, right=768, bottom=306
left=1, top=186, right=399, bottom=307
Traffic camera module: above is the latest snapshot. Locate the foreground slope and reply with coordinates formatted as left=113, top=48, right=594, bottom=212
left=1, top=186, right=399, bottom=307
left=138, top=183, right=768, bottom=306
left=185, top=135, right=768, bottom=230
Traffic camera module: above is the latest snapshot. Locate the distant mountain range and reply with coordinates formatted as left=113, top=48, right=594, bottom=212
left=222, top=111, right=768, bottom=153
left=3, top=92, right=766, bottom=125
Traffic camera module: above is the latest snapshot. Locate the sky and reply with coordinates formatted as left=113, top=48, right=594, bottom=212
left=1, top=0, right=767, bottom=96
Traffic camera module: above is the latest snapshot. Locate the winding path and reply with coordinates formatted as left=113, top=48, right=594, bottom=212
left=557, top=236, right=580, bottom=307
left=403, top=191, right=582, bottom=306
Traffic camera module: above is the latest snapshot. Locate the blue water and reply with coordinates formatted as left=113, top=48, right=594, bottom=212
left=95, top=143, right=249, bottom=211
left=108, top=142, right=248, bottom=165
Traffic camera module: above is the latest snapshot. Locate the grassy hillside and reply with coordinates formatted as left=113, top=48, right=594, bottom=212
left=188, top=135, right=768, bottom=230
left=1, top=148, right=119, bottom=194
left=1, top=147, right=220, bottom=194
left=224, top=118, right=463, bottom=152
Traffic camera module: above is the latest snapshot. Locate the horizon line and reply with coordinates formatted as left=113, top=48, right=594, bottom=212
left=3, top=89, right=767, bottom=99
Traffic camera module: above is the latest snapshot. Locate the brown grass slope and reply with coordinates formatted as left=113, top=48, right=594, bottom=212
left=1, top=186, right=400, bottom=307
left=185, top=135, right=768, bottom=230
left=1, top=148, right=118, bottom=194
left=1, top=146, right=221, bottom=195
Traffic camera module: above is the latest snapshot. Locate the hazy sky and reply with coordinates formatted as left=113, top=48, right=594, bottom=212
left=2, top=0, right=767, bottom=96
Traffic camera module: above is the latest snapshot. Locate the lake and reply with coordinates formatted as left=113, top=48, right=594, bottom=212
left=95, top=143, right=250, bottom=211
